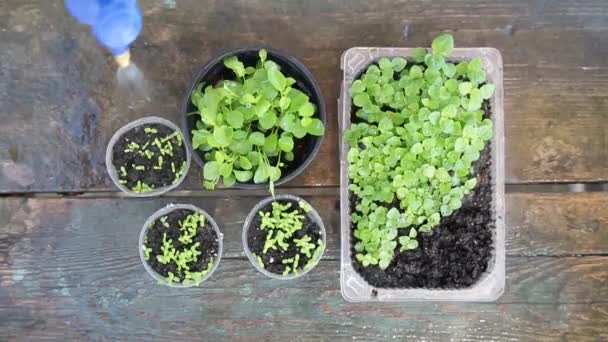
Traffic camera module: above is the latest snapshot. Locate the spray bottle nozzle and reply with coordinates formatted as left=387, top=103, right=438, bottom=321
left=114, top=50, right=131, bottom=69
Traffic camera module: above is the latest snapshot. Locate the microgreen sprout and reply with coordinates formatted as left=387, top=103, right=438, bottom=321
left=143, top=246, right=152, bottom=260
left=144, top=127, right=158, bottom=134
left=345, top=33, right=494, bottom=269
left=133, top=181, right=153, bottom=193
left=298, top=200, right=312, bottom=213
left=191, top=49, right=325, bottom=195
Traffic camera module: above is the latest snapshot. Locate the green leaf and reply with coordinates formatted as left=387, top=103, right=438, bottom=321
left=254, top=99, right=271, bottom=117
left=411, top=142, right=423, bottom=155
left=279, top=96, right=291, bottom=110
left=226, top=110, right=244, bottom=129
left=378, top=117, right=393, bottom=132
left=392, top=57, right=407, bottom=72
left=279, top=113, right=297, bottom=133
left=259, top=49, right=267, bottom=63
left=219, top=162, right=233, bottom=178
left=412, top=48, right=426, bottom=63
left=480, top=84, right=495, bottom=99
left=253, top=165, right=269, bottom=183
left=409, top=65, right=423, bottom=79
left=301, top=117, right=313, bottom=127
left=238, top=156, right=252, bottom=170
left=258, top=110, right=278, bottom=130
left=306, top=118, right=325, bottom=136
left=454, top=137, right=466, bottom=152
left=203, top=161, right=220, bottom=180
left=265, top=61, right=286, bottom=92
left=378, top=58, right=393, bottom=70
left=263, top=133, right=278, bottom=154
left=409, top=228, right=417, bottom=238
left=289, top=89, right=310, bottom=113
left=298, top=102, right=315, bottom=117
left=213, top=126, right=233, bottom=147
left=351, top=80, right=366, bottom=94
left=468, top=57, right=483, bottom=72
left=278, top=134, right=294, bottom=152
left=234, top=170, right=253, bottom=182
left=269, top=166, right=281, bottom=182
left=223, top=173, right=236, bottom=187
left=248, top=132, right=265, bottom=146
left=224, top=56, right=245, bottom=78
left=407, top=239, right=419, bottom=249
left=458, top=82, right=472, bottom=95
left=423, top=165, right=436, bottom=178
left=192, top=129, right=210, bottom=149
left=241, top=93, right=256, bottom=104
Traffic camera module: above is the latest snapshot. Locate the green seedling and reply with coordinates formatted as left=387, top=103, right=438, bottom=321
left=132, top=181, right=153, bottom=193
left=345, top=33, right=494, bottom=269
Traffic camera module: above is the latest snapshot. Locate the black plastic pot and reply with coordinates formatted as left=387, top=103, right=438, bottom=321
left=182, top=47, right=326, bottom=189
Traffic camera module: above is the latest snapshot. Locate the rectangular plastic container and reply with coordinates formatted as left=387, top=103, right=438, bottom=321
left=339, top=47, right=505, bottom=302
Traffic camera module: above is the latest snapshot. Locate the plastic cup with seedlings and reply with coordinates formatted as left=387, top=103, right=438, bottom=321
left=139, top=204, right=223, bottom=287
left=106, top=117, right=191, bottom=196
left=243, top=195, right=326, bottom=280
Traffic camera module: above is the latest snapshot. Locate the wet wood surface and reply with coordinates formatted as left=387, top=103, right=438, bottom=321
left=1, top=0, right=608, bottom=192
left=1, top=0, right=607, bottom=340
left=2, top=192, right=608, bottom=340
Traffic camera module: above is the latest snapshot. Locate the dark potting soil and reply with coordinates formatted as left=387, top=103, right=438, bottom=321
left=112, top=123, right=187, bottom=191
left=247, top=199, right=322, bottom=275
left=350, top=95, right=495, bottom=288
left=145, top=209, right=219, bottom=280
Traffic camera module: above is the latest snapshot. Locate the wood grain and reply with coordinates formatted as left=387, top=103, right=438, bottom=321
left=2, top=192, right=606, bottom=259
left=1, top=258, right=607, bottom=341
left=1, top=0, right=607, bottom=192
left=2, top=193, right=608, bottom=339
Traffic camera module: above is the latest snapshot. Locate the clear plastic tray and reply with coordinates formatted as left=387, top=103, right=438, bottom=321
left=339, top=47, right=505, bottom=302
left=105, top=116, right=191, bottom=197
left=242, top=194, right=327, bottom=280
left=138, top=204, right=224, bottom=287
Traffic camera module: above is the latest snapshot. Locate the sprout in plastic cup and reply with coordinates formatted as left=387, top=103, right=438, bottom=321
left=139, top=204, right=223, bottom=287
left=243, top=195, right=326, bottom=280
left=106, top=116, right=191, bottom=197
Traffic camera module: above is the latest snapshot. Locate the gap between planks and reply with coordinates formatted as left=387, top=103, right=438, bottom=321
left=2, top=182, right=608, bottom=199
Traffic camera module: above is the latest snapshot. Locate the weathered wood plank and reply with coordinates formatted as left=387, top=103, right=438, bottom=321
left=2, top=192, right=607, bottom=259
left=1, top=0, right=607, bottom=192
left=1, top=258, right=607, bottom=340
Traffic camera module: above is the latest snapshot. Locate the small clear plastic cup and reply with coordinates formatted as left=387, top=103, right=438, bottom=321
left=105, top=116, right=191, bottom=197
left=138, top=204, right=223, bottom=287
left=242, top=194, right=326, bottom=280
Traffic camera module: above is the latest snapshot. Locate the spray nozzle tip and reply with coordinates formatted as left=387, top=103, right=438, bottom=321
left=114, top=50, right=131, bottom=69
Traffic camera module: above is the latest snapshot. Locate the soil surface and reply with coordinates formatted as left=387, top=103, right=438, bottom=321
left=144, top=209, right=219, bottom=281
left=112, top=123, right=187, bottom=191
left=247, top=199, right=323, bottom=275
left=350, top=67, right=495, bottom=288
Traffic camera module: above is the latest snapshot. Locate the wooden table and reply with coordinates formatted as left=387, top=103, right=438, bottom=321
left=1, top=0, right=607, bottom=340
